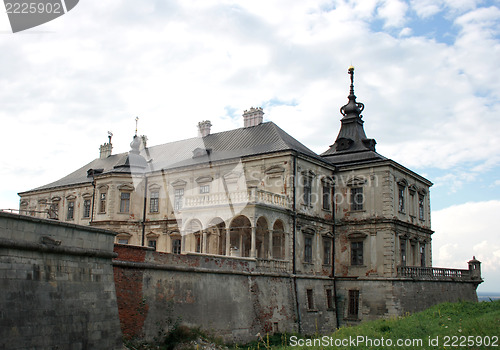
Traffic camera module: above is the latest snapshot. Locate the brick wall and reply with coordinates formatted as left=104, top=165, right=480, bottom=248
left=112, top=245, right=339, bottom=343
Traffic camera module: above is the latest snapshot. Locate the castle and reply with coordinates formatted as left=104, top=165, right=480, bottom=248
left=18, top=67, right=482, bottom=336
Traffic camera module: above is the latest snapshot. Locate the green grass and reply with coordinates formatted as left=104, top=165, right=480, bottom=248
left=241, top=300, right=500, bottom=350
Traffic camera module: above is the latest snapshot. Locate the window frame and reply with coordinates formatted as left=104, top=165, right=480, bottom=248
left=149, top=191, right=159, bottom=213
left=83, top=199, right=91, bottom=218
left=304, top=235, right=313, bottom=263
left=351, top=241, right=364, bottom=266
left=350, top=187, right=364, bottom=211
left=398, top=185, right=405, bottom=213
left=172, top=238, right=182, bottom=254
left=66, top=201, right=75, bottom=220
left=303, top=175, right=312, bottom=207
left=325, top=288, right=334, bottom=310
left=418, top=195, right=425, bottom=221
left=99, top=192, right=107, bottom=213
left=306, top=289, right=315, bottom=310
left=322, top=184, right=331, bottom=210
left=119, top=192, right=131, bottom=213
left=174, top=188, right=184, bottom=211
left=147, top=239, right=157, bottom=250
left=323, top=238, right=332, bottom=265
left=348, top=289, right=360, bottom=318
left=199, top=184, right=210, bottom=194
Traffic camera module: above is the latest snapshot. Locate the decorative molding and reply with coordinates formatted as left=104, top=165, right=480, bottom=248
left=117, top=183, right=134, bottom=191
left=265, top=165, right=285, bottom=175
left=346, top=176, right=367, bottom=187
left=171, top=179, right=187, bottom=188
left=347, top=232, right=367, bottom=240
left=195, top=175, right=213, bottom=184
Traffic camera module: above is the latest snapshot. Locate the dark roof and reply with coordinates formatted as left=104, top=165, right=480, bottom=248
left=22, top=122, right=328, bottom=193
left=320, top=66, right=386, bottom=167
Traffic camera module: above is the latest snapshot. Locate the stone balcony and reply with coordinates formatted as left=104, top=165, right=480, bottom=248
left=256, top=258, right=290, bottom=273
left=397, top=266, right=480, bottom=282
left=183, top=188, right=291, bottom=210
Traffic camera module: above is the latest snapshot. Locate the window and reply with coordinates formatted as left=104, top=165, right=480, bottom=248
left=398, top=186, right=405, bottom=212
left=323, top=238, right=331, bottom=265
left=420, top=244, right=426, bottom=267
left=348, top=290, right=360, bottom=318
left=304, top=236, right=313, bottom=263
left=49, top=202, right=59, bottom=220
left=118, top=238, right=129, bottom=244
left=174, top=189, right=184, bottom=210
left=322, top=185, right=331, bottom=210
left=303, top=176, right=312, bottom=206
left=306, top=289, right=314, bottom=310
left=418, top=195, right=425, bottom=220
left=150, top=191, right=159, bottom=213
left=172, top=238, right=182, bottom=254
left=325, top=289, right=334, bottom=310
left=120, top=192, right=130, bottom=213
left=411, top=243, right=417, bottom=265
left=351, top=241, right=363, bottom=266
left=83, top=199, right=91, bottom=218
left=200, top=185, right=210, bottom=194
left=67, top=201, right=74, bottom=220
left=350, top=187, right=364, bottom=211
left=400, top=239, right=406, bottom=266
left=148, top=240, right=157, bottom=250
left=99, top=192, right=106, bottom=213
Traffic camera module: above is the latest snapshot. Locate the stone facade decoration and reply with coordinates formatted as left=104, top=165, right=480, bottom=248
left=16, top=67, right=482, bottom=332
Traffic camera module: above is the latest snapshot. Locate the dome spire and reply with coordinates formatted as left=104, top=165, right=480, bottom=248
left=340, top=65, right=364, bottom=119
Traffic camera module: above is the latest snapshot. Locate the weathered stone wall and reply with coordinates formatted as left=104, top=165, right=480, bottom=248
left=113, top=245, right=338, bottom=343
left=0, top=212, right=123, bottom=350
left=336, top=278, right=479, bottom=326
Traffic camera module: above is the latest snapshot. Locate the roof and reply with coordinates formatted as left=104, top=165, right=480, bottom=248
left=21, top=122, right=329, bottom=193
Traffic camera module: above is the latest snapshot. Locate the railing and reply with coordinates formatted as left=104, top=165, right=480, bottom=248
left=184, top=189, right=291, bottom=210
left=256, top=258, right=290, bottom=273
left=397, top=266, right=471, bottom=280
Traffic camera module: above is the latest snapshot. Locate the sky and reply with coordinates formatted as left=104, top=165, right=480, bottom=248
left=0, top=0, right=499, bottom=292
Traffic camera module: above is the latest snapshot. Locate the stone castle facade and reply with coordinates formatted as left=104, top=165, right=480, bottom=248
left=17, top=67, right=482, bottom=330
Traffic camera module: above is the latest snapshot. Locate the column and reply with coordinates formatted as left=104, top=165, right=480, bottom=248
left=251, top=225, right=256, bottom=258
left=225, top=228, right=230, bottom=256
left=202, top=230, right=207, bottom=254
left=268, top=229, right=273, bottom=259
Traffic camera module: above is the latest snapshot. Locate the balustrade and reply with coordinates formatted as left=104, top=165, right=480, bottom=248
left=397, top=266, right=471, bottom=280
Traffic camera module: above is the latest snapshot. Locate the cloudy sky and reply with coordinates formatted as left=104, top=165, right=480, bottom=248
left=1, top=0, right=499, bottom=292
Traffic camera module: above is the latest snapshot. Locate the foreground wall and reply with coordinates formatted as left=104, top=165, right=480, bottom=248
left=336, top=278, right=479, bottom=326
left=0, top=212, right=123, bottom=350
left=113, top=245, right=338, bottom=343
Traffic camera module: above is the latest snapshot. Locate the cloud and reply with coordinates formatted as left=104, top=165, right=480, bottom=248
left=0, top=0, right=499, bottom=216
left=433, top=200, right=500, bottom=292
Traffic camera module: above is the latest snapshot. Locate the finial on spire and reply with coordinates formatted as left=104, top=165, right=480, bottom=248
left=135, top=117, right=139, bottom=136
left=348, top=65, right=355, bottom=95
left=340, top=65, right=364, bottom=117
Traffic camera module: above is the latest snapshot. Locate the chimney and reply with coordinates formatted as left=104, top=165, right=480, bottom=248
left=198, top=120, right=212, bottom=137
left=243, top=107, right=264, bottom=128
left=99, top=132, right=113, bottom=159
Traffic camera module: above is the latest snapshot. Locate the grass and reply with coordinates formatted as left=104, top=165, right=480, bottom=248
left=125, top=300, right=499, bottom=350
left=238, top=300, right=500, bottom=350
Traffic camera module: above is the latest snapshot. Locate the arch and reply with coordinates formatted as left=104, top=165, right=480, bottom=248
left=184, top=219, right=203, bottom=253
left=207, top=217, right=227, bottom=255
left=255, top=216, right=270, bottom=258
left=229, top=215, right=251, bottom=257
left=272, top=219, right=286, bottom=259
